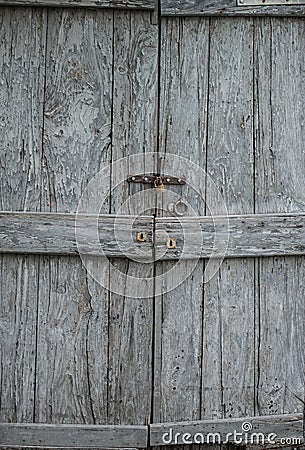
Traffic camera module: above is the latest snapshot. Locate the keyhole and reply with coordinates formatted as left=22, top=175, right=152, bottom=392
left=166, top=238, right=177, bottom=249
left=137, top=232, right=147, bottom=242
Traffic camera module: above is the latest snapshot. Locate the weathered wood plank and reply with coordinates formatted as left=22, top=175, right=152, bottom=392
left=161, top=0, right=305, bottom=16
left=155, top=213, right=305, bottom=259
left=0, top=423, right=148, bottom=448
left=238, top=0, right=305, bottom=5
left=42, top=9, right=113, bottom=214
left=107, top=10, right=158, bottom=425
left=0, top=0, right=155, bottom=9
left=150, top=414, right=303, bottom=446
left=2, top=212, right=305, bottom=259
left=203, top=17, right=255, bottom=422
left=0, top=7, right=47, bottom=425
left=0, top=7, right=46, bottom=212
left=0, top=212, right=153, bottom=257
left=0, top=254, right=40, bottom=423
left=254, top=18, right=305, bottom=416
left=35, top=8, right=114, bottom=425
left=155, top=17, right=210, bottom=429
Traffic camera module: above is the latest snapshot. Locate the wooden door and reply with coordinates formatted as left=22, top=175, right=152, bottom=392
left=0, top=1, right=305, bottom=449
left=151, top=2, right=305, bottom=448
left=0, top=2, right=157, bottom=447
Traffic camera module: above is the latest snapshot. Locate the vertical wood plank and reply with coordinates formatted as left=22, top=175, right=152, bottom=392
left=156, top=16, right=209, bottom=425
left=35, top=8, right=113, bottom=424
left=0, top=7, right=46, bottom=212
left=0, top=254, right=40, bottom=423
left=41, top=9, right=113, bottom=213
left=0, top=7, right=47, bottom=424
left=204, top=17, right=255, bottom=421
left=36, top=256, right=106, bottom=424
left=108, top=10, right=158, bottom=425
left=254, top=17, right=305, bottom=415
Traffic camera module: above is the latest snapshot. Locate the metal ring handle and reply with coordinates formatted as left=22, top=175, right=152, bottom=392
left=167, top=198, right=188, bottom=217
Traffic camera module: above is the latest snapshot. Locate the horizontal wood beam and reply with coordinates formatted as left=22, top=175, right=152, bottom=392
left=0, top=0, right=155, bottom=9
left=150, top=413, right=304, bottom=446
left=0, top=415, right=302, bottom=448
left=0, top=423, right=148, bottom=448
left=1, top=212, right=305, bottom=259
left=156, top=213, right=305, bottom=260
left=161, top=0, right=305, bottom=16
left=0, top=212, right=153, bottom=258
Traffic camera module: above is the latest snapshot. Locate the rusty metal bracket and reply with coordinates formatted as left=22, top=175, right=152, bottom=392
left=127, top=174, right=186, bottom=186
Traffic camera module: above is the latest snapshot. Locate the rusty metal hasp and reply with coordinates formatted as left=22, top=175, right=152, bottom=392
left=127, top=174, right=186, bottom=186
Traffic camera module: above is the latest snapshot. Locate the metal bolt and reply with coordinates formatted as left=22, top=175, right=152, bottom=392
left=166, top=178, right=171, bottom=182
left=178, top=178, right=182, bottom=183
left=131, top=176, right=136, bottom=181
left=144, top=177, right=148, bottom=182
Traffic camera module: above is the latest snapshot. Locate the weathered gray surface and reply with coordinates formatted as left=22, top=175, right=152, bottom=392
left=41, top=7, right=113, bottom=214
left=155, top=213, right=305, bottom=259
left=203, top=17, right=255, bottom=424
left=0, top=0, right=154, bottom=9
left=0, top=423, right=148, bottom=448
left=155, top=16, right=209, bottom=429
left=150, top=414, right=303, bottom=446
left=254, top=18, right=305, bottom=416
left=0, top=7, right=47, bottom=426
left=106, top=10, right=157, bottom=426
left=0, top=5, right=157, bottom=433
left=0, top=212, right=153, bottom=257
left=1, top=5, right=305, bottom=450
left=0, top=254, right=40, bottom=423
left=238, top=0, right=305, bottom=5
left=0, top=7, right=46, bottom=212
left=161, top=0, right=305, bottom=16
left=3, top=211, right=305, bottom=259
left=34, top=8, right=113, bottom=427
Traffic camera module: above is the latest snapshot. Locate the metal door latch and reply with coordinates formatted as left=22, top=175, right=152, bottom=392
left=237, top=0, right=305, bottom=5
left=127, top=175, right=186, bottom=186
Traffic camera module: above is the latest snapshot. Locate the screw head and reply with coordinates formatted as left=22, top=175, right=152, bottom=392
left=144, top=177, right=148, bottom=181
left=166, top=178, right=171, bottom=182
left=131, top=176, right=136, bottom=181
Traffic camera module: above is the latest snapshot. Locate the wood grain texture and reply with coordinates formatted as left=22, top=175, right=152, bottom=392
left=0, top=0, right=154, bottom=8
left=254, top=18, right=305, bottom=416
left=0, top=212, right=153, bottom=257
left=239, top=0, right=305, bottom=5
left=203, top=17, right=255, bottom=423
left=161, top=0, right=305, bottom=16
left=156, top=16, right=210, bottom=427
left=36, top=256, right=108, bottom=425
left=0, top=423, right=148, bottom=448
left=42, top=8, right=113, bottom=214
left=3, top=211, right=305, bottom=259
left=35, top=8, right=114, bottom=426
left=150, top=413, right=303, bottom=446
left=107, top=10, right=158, bottom=425
left=0, top=254, right=40, bottom=423
left=0, top=7, right=47, bottom=427
left=0, top=7, right=46, bottom=212
left=155, top=213, right=305, bottom=259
